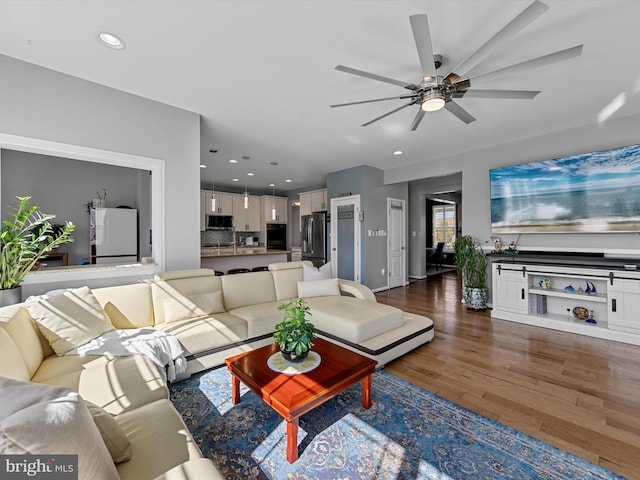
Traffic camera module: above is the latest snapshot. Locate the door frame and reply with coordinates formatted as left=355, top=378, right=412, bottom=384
left=330, top=194, right=361, bottom=282
left=387, top=197, right=406, bottom=288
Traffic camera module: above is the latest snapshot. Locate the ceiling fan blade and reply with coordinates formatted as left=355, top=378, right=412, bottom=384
left=447, top=0, right=549, bottom=78
left=362, top=102, right=414, bottom=127
left=409, top=109, right=426, bottom=131
left=335, top=65, right=419, bottom=90
left=469, top=45, right=583, bottom=84
left=444, top=101, right=476, bottom=124
left=330, top=95, right=414, bottom=108
left=410, top=14, right=437, bottom=79
left=454, top=89, right=540, bottom=99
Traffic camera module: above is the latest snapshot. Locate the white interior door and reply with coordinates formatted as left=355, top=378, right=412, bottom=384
left=330, top=195, right=361, bottom=282
left=387, top=198, right=406, bottom=288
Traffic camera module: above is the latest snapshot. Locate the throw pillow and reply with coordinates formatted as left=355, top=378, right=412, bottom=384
left=302, top=261, right=332, bottom=281
left=0, top=377, right=119, bottom=480
left=85, top=401, right=132, bottom=463
left=298, top=278, right=341, bottom=298
left=26, top=286, right=114, bottom=356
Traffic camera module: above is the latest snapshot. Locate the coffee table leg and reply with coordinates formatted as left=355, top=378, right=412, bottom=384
left=362, top=374, right=372, bottom=409
left=231, top=374, right=240, bottom=405
left=286, top=417, right=299, bottom=463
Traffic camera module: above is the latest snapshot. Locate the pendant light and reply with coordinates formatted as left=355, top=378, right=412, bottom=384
left=271, top=185, right=277, bottom=221
left=210, top=170, right=216, bottom=213
left=243, top=179, right=249, bottom=209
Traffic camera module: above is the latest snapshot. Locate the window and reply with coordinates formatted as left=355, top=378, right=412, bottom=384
left=432, top=204, right=456, bottom=248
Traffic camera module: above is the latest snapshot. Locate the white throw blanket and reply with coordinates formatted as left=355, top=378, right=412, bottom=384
left=67, top=328, right=187, bottom=383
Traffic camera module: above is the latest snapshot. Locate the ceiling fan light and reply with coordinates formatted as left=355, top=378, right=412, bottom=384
left=421, top=91, right=445, bottom=112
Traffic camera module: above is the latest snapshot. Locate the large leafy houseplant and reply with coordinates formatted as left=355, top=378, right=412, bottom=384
left=0, top=196, right=75, bottom=291
left=454, top=235, right=488, bottom=310
left=274, top=298, right=316, bottom=363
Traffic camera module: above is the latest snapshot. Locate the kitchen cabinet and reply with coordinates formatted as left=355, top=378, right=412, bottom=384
left=299, top=188, right=327, bottom=217
left=202, top=190, right=233, bottom=215
left=262, top=196, right=288, bottom=223
left=311, top=189, right=327, bottom=212
left=608, top=279, right=640, bottom=334
left=232, top=194, right=261, bottom=231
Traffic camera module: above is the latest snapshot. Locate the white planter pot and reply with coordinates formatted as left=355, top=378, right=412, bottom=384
left=467, top=287, right=487, bottom=310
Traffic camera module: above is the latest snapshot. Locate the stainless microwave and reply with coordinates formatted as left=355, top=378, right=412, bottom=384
left=206, top=215, right=233, bottom=230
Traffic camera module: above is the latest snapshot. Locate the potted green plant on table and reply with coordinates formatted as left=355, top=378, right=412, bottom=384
left=0, top=196, right=75, bottom=306
left=454, top=235, right=488, bottom=310
left=274, top=298, right=316, bottom=363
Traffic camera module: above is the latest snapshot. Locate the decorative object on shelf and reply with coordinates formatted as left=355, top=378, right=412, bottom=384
left=538, top=278, right=551, bottom=289
left=0, top=196, right=75, bottom=306
left=564, top=285, right=575, bottom=293
left=586, top=309, right=597, bottom=324
left=490, top=236, right=502, bottom=252
left=454, top=235, right=488, bottom=310
left=585, top=281, right=597, bottom=294
left=274, top=298, right=316, bottom=363
left=572, top=306, right=590, bottom=321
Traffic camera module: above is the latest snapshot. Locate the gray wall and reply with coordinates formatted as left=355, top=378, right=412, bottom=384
left=1, top=150, right=151, bottom=265
left=0, top=55, right=200, bottom=276
left=388, top=112, right=640, bottom=283
left=328, top=165, right=409, bottom=290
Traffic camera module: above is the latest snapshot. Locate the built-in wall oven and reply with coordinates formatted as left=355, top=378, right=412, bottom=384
left=266, top=223, right=287, bottom=250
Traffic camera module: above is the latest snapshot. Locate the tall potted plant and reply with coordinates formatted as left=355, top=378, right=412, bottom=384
left=454, top=235, right=488, bottom=310
left=0, top=196, right=75, bottom=306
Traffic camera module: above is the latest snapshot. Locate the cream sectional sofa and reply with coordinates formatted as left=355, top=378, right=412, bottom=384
left=0, top=260, right=433, bottom=479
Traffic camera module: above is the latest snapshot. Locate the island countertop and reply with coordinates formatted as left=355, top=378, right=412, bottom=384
left=200, top=248, right=291, bottom=259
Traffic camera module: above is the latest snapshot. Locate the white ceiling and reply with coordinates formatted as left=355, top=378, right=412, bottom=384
left=2, top=1, right=640, bottom=193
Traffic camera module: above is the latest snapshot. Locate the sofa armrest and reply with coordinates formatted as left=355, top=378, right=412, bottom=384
left=153, top=459, right=224, bottom=480
left=338, top=280, right=377, bottom=302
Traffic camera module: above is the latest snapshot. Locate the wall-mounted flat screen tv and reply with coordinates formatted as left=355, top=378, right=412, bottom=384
left=490, top=143, right=640, bottom=233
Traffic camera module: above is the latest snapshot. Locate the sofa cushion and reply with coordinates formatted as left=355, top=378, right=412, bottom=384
left=154, top=313, right=247, bottom=355
left=298, top=278, right=340, bottom=298
left=270, top=266, right=303, bottom=301
left=0, top=303, right=49, bottom=376
left=86, top=401, right=132, bottom=463
left=93, top=283, right=154, bottom=328
left=153, top=458, right=224, bottom=480
left=115, top=399, right=202, bottom=480
left=304, top=296, right=404, bottom=343
left=303, top=261, right=332, bottom=280
left=0, top=327, right=30, bottom=381
left=228, top=302, right=284, bottom=338
left=33, top=354, right=168, bottom=415
left=26, top=286, right=114, bottom=356
left=152, top=271, right=224, bottom=324
left=0, top=377, right=119, bottom=480
left=221, top=271, right=276, bottom=310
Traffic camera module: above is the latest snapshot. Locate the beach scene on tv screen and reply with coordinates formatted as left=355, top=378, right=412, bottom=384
left=490, top=143, right=640, bottom=233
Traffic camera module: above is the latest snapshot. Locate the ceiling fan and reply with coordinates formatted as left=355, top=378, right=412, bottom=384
left=331, top=0, right=583, bottom=131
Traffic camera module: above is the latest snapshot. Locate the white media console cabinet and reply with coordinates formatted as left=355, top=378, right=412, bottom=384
left=491, top=256, right=640, bottom=346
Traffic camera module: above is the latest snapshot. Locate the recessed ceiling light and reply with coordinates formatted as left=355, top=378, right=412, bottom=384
left=393, top=150, right=404, bottom=156
left=268, top=183, right=275, bottom=187
left=98, top=32, right=125, bottom=50
left=247, top=172, right=254, bottom=176
left=232, top=178, right=239, bottom=182
left=229, top=159, right=238, bottom=164
left=242, top=155, right=251, bottom=160
left=270, top=161, right=278, bottom=166
left=200, top=165, right=207, bottom=168
left=285, top=179, right=292, bottom=183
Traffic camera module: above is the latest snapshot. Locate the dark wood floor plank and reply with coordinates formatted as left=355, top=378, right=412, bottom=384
left=379, top=272, right=640, bottom=479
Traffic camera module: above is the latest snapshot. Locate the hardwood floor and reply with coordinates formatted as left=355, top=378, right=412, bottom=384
left=377, top=272, right=640, bottom=479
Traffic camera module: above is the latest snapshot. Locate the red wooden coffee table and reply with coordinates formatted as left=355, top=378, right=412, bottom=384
left=225, top=337, right=377, bottom=463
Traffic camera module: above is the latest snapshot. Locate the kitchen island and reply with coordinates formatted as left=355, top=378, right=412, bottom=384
left=200, top=247, right=290, bottom=273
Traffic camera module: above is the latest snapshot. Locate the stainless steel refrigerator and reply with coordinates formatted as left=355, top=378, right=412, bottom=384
left=301, top=212, right=327, bottom=267
left=90, top=207, right=138, bottom=264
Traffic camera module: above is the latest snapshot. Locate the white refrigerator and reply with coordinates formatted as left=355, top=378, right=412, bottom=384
left=90, top=208, right=138, bottom=264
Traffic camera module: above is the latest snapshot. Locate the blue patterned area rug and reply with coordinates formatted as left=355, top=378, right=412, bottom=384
left=169, top=367, right=624, bottom=479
